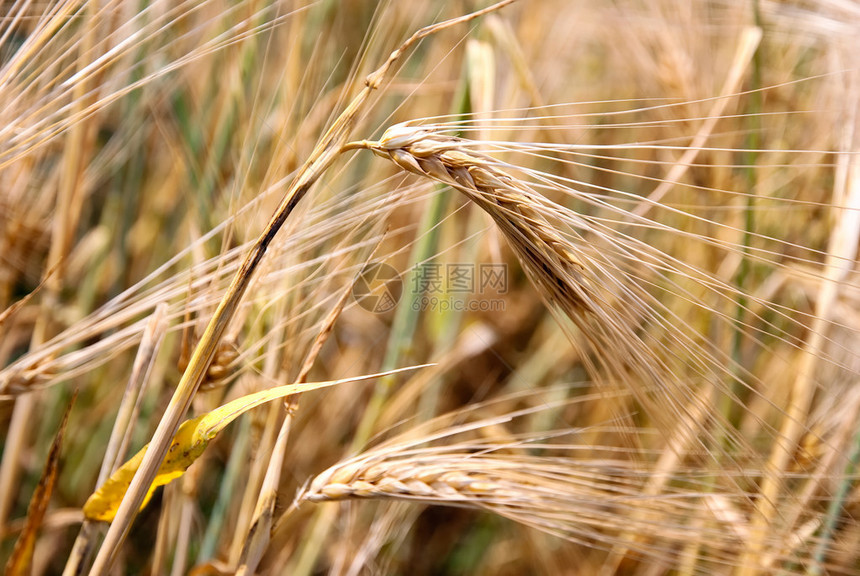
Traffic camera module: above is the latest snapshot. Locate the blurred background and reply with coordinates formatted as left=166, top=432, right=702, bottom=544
left=1, top=1, right=859, bottom=574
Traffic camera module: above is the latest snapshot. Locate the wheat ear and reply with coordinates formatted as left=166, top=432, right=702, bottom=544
left=294, top=446, right=746, bottom=564
left=345, top=125, right=595, bottom=314
left=344, top=126, right=674, bottom=407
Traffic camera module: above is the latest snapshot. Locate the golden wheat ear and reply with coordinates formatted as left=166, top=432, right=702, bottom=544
left=346, top=126, right=676, bottom=421
left=286, top=391, right=750, bottom=567
left=349, top=125, right=596, bottom=313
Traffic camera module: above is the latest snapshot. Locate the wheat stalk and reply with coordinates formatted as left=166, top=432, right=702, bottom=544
left=82, top=5, right=519, bottom=574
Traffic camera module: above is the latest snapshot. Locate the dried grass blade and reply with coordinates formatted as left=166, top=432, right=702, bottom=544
left=5, top=391, right=76, bottom=576
left=630, top=26, right=762, bottom=219
left=738, top=140, right=860, bottom=575
left=63, top=303, right=169, bottom=576
left=235, top=276, right=357, bottom=575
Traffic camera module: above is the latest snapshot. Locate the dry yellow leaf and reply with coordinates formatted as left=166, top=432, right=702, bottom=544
left=83, top=366, right=428, bottom=522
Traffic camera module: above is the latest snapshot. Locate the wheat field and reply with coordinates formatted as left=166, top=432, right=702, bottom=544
left=1, top=1, right=859, bottom=574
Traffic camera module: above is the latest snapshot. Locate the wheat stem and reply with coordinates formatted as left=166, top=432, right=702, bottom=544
left=85, top=4, right=519, bottom=573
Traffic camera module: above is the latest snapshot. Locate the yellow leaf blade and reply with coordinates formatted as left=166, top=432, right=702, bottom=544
left=83, top=365, right=430, bottom=522
left=83, top=415, right=206, bottom=522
